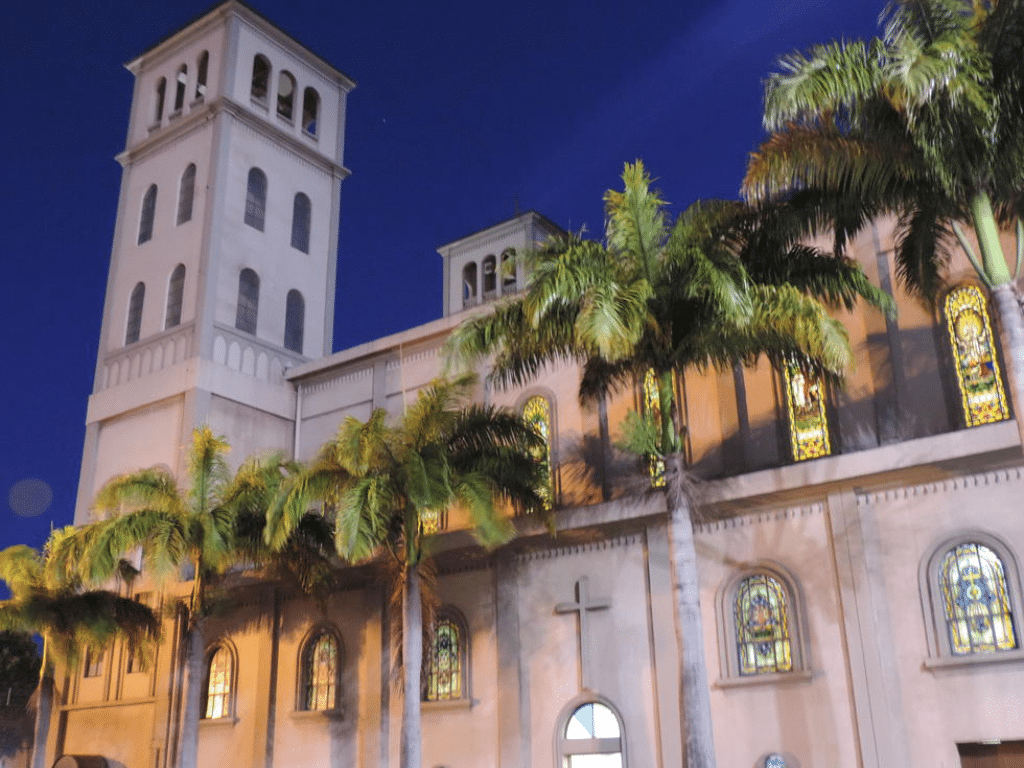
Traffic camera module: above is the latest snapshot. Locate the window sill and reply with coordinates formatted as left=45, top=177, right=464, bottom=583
left=422, top=697, right=471, bottom=712
left=290, top=708, right=344, bottom=722
left=200, top=716, right=238, bottom=728
left=302, top=128, right=318, bottom=141
left=714, top=670, right=813, bottom=689
left=191, top=96, right=205, bottom=108
left=923, top=649, right=1024, bottom=671
left=251, top=97, right=268, bottom=112
left=168, top=109, right=182, bottom=121
left=147, top=122, right=162, bottom=134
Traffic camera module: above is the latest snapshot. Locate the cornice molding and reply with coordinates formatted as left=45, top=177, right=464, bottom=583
left=857, top=466, right=1024, bottom=506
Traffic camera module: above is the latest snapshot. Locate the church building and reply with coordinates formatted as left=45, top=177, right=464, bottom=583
left=55, top=3, right=1024, bottom=767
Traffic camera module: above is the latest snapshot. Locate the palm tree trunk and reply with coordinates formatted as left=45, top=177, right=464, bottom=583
left=990, top=283, right=1024, bottom=447
left=666, top=453, right=718, bottom=768
left=29, top=643, right=54, bottom=768
left=178, top=620, right=205, bottom=768
left=401, top=566, right=423, bottom=768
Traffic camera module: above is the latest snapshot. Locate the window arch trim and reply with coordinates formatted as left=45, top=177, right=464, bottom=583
left=295, top=625, right=343, bottom=714
left=554, top=693, right=627, bottom=768
left=202, top=641, right=237, bottom=721
left=125, top=282, right=146, bottom=346
left=138, top=184, right=158, bottom=245
left=423, top=606, right=470, bottom=707
left=236, top=268, right=260, bottom=335
left=244, top=168, right=267, bottom=231
left=165, top=264, right=186, bottom=330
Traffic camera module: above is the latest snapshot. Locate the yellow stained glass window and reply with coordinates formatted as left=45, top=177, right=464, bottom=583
left=425, top=617, right=462, bottom=701
left=643, top=369, right=666, bottom=487
left=204, top=646, right=232, bottom=719
left=939, top=543, right=1017, bottom=655
left=735, top=574, right=793, bottom=675
left=783, top=363, right=831, bottom=461
left=303, top=632, right=338, bottom=710
left=945, top=285, right=1010, bottom=427
left=523, top=396, right=552, bottom=507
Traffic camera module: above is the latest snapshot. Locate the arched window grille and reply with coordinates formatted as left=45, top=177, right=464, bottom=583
left=559, top=701, right=624, bottom=767
left=482, top=255, right=497, bottom=296
left=300, top=631, right=338, bottom=711
left=251, top=55, right=270, bottom=101
left=195, top=51, right=209, bottom=100
left=783, top=361, right=832, bottom=461
left=203, top=646, right=233, bottom=719
left=284, top=289, right=304, bottom=354
left=938, top=542, right=1018, bottom=655
left=734, top=573, right=793, bottom=675
left=277, top=71, right=296, bottom=120
left=642, top=369, right=666, bottom=487
left=177, top=164, right=196, bottom=225
left=945, top=285, right=1010, bottom=427
left=291, top=193, right=311, bottom=253
left=245, top=168, right=267, bottom=231
left=138, top=184, right=157, bottom=244
left=236, top=269, right=259, bottom=335
left=173, top=64, right=187, bottom=112
left=165, top=265, right=185, bottom=329
left=462, top=262, right=478, bottom=308
left=154, top=77, right=166, bottom=123
left=302, top=88, right=319, bottom=135
left=424, top=614, right=465, bottom=702
left=125, top=282, right=145, bottom=345
left=523, top=395, right=552, bottom=508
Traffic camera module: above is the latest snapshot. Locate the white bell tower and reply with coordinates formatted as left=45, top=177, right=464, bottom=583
left=75, top=1, right=354, bottom=522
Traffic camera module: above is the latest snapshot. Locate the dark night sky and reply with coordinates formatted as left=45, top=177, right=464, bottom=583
left=0, top=0, right=882, bottom=553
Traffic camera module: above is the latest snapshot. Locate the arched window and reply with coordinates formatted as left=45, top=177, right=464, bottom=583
left=302, top=87, right=319, bottom=135
left=177, top=164, right=196, bottom=225
left=424, top=611, right=466, bottom=702
left=945, top=284, right=1010, bottom=427
left=300, top=631, right=339, bottom=711
left=236, top=268, right=259, bottom=334
left=733, top=573, right=794, bottom=675
left=642, top=369, right=666, bottom=487
left=937, top=542, right=1018, bottom=655
left=501, top=248, right=517, bottom=293
left=284, top=289, right=304, bottom=354
left=277, top=71, right=296, bottom=121
left=462, top=262, right=478, bottom=308
left=558, top=700, right=625, bottom=767
left=783, top=361, right=832, bottom=461
left=482, top=255, right=497, bottom=296
left=138, top=184, right=157, bottom=244
left=125, top=282, right=145, bottom=345
left=154, top=77, right=166, bottom=124
left=291, top=193, right=311, bottom=253
left=195, top=51, right=209, bottom=100
left=173, top=64, right=187, bottom=112
left=203, top=645, right=233, bottom=719
left=244, top=168, right=267, bottom=231
left=251, top=54, right=270, bottom=101
left=165, top=264, right=185, bottom=329
left=523, top=395, right=553, bottom=508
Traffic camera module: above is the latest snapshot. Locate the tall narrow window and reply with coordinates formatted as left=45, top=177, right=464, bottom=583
left=251, top=55, right=270, bottom=101
left=236, top=269, right=259, bottom=335
left=83, top=647, right=104, bottom=678
left=284, top=289, right=304, bottom=354
left=939, top=542, right=1017, bottom=655
left=165, top=265, right=185, bottom=329
left=138, top=184, right=157, bottom=244
left=945, top=285, right=1010, bottom=427
left=173, top=64, right=187, bottom=112
left=424, top=614, right=464, bottom=702
left=244, top=168, right=267, bottom=231
left=177, top=164, right=196, bottom=225
left=195, top=51, right=208, bottom=100
left=559, top=701, right=624, bottom=767
left=204, top=646, right=232, bottom=719
left=154, top=77, right=167, bottom=124
left=501, top=248, right=517, bottom=293
left=291, top=193, right=311, bottom=253
left=482, top=255, right=497, bottom=296
left=734, top=573, right=793, bottom=675
left=277, top=71, right=296, bottom=120
left=643, top=369, right=666, bottom=487
left=126, top=282, right=145, bottom=345
left=462, top=262, right=478, bottom=308
left=523, top=395, right=552, bottom=508
left=301, top=631, right=338, bottom=711
left=302, top=87, right=319, bottom=135
left=783, top=362, right=832, bottom=461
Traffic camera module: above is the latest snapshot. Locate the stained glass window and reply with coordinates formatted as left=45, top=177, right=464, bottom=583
left=204, top=646, right=232, bottom=719
left=939, top=543, right=1017, bottom=655
left=419, top=508, right=446, bottom=535
left=735, top=574, right=793, bottom=675
left=643, top=369, right=666, bottom=487
left=302, top=632, right=338, bottom=711
left=425, top=616, right=462, bottom=701
left=945, top=285, right=1010, bottom=427
left=523, top=396, right=552, bottom=507
left=561, top=701, right=623, bottom=768
left=783, top=363, right=831, bottom=461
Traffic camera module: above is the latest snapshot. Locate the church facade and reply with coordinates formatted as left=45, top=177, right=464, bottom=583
left=56, top=3, right=1024, bottom=768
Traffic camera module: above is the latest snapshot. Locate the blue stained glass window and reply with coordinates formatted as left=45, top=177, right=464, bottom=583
left=735, top=574, right=793, bottom=675
left=939, top=542, right=1017, bottom=655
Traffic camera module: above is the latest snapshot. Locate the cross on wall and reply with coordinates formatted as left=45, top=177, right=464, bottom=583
left=555, top=576, right=611, bottom=690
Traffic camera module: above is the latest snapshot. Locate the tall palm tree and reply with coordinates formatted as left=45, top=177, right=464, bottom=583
left=0, top=529, right=158, bottom=768
left=743, top=0, right=1024, bottom=443
left=448, top=161, right=889, bottom=768
left=265, top=375, right=547, bottom=768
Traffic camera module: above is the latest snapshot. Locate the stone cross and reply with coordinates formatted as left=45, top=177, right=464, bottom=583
left=555, top=576, right=610, bottom=690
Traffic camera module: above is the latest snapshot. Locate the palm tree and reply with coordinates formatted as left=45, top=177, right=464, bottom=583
left=265, top=375, right=547, bottom=768
left=74, top=426, right=328, bottom=768
left=743, top=0, right=1024, bottom=443
left=0, top=529, right=158, bottom=768
left=448, top=161, right=889, bottom=768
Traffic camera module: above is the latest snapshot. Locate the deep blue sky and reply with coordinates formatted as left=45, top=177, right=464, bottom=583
left=0, top=0, right=882, bottom=553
